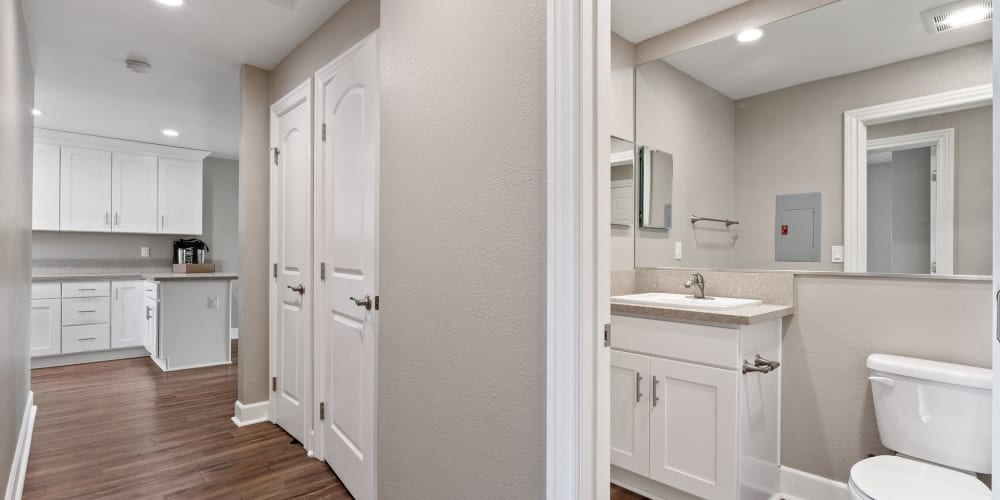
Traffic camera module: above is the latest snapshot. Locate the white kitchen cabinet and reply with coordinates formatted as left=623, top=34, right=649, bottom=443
left=30, top=298, right=61, bottom=357
left=610, top=350, right=650, bottom=476
left=112, top=153, right=159, bottom=233
left=111, top=281, right=146, bottom=349
left=60, top=146, right=112, bottom=232
left=144, top=282, right=159, bottom=361
left=158, top=158, right=203, bottom=235
left=610, top=315, right=782, bottom=500
left=32, top=143, right=61, bottom=231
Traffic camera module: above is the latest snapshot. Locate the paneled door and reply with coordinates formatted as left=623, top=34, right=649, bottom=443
left=112, top=154, right=159, bottom=233
left=158, top=158, right=203, bottom=235
left=314, top=33, right=378, bottom=500
left=60, top=146, right=112, bottom=232
left=648, top=357, right=738, bottom=500
left=33, top=143, right=61, bottom=231
left=610, top=350, right=650, bottom=476
left=111, top=281, right=146, bottom=348
left=269, top=79, right=314, bottom=446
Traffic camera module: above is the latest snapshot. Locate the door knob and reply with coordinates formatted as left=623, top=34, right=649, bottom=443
left=287, top=284, right=306, bottom=295
left=350, top=295, right=373, bottom=310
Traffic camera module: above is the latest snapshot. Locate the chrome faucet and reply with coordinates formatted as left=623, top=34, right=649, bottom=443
left=684, top=273, right=707, bottom=299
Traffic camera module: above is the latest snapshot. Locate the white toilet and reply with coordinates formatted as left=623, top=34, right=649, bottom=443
left=848, top=354, right=992, bottom=500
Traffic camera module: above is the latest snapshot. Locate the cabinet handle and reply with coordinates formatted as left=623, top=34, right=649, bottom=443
left=78, top=310, right=97, bottom=313
left=114, top=213, right=119, bottom=226
left=161, top=215, right=166, bottom=229
left=78, top=288, right=97, bottom=291
left=78, top=337, right=98, bottom=341
left=651, top=376, right=660, bottom=407
left=146, top=306, right=152, bottom=320
left=115, top=289, right=119, bottom=301
left=635, top=372, right=643, bottom=403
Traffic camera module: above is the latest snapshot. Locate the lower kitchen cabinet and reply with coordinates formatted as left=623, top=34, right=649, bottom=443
left=30, top=299, right=61, bottom=357
left=111, top=280, right=146, bottom=349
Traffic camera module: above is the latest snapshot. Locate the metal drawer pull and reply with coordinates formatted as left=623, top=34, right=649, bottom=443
left=743, top=354, right=780, bottom=374
left=651, top=376, right=660, bottom=407
left=78, top=337, right=98, bottom=341
left=635, top=372, right=643, bottom=403
left=146, top=306, right=152, bottom=320
left=78, top=288, right=97, bottom=291
left=78, top=310, right=97, bottom=313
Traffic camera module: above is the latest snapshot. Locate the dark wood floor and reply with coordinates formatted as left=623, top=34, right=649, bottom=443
left=24, top=342, right=352, bottom=499
left=611, top=483, right=649, bottom=500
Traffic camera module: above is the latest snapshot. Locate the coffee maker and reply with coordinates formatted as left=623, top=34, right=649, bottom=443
left=173, top=239, right=210, bottom=264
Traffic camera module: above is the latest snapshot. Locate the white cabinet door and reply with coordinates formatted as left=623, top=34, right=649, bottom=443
left=31, top=299, right=62, bottom=357
left=33, top=143, right=61, bottom=231
left=610, top=350, right=650, bottom=476
left=649, top=358, right=738, bottom=500
left=144, top=295, right=158, bottom=357
left=111, top=281, right=146, bottom=348
left=158, top=158, right=202, bottom=235
left=112, top=153, right=158, bottom=233
left=60, top=146, right=112, bottom=232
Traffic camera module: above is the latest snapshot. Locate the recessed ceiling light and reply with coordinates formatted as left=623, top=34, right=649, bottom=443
left=736, top=28, right=763, bottom=43
left=31, top=109, right=42, bottom=116
left=922, top=0, right=992, bottom=33
left=162, top=129, right=180, bottom=137
left=156, top=0, right=184, bottom=6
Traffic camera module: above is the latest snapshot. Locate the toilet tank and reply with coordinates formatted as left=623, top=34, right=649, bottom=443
left=867, top=354, right=992, bottom=474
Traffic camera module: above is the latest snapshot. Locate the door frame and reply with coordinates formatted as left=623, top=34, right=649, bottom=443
left=865, top=128, right=955, bottom=275
left=842, top=83, right=991, bottom=273
left=311, top=31, right=380, bottom=499
left=268, top=77, right=315, bottom=454
left=546, top=0, right=610, bottom=497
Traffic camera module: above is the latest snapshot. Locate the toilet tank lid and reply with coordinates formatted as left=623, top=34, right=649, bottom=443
left=867, top=354, right=991, bottom=390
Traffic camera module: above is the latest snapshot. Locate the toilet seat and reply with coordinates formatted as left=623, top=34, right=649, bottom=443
left=849, top=456, right=991, bottom=500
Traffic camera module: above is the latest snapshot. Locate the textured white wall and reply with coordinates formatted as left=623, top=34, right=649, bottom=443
left=377, top=0, right=547, bottom=496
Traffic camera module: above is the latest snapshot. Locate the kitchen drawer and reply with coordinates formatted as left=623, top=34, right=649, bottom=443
left=32, top=283, right=61, bottom=300
left=611, top=315, right=739, bottom=370
left=144, top=281, right=158, bottom=300
left=62, top=281, right=110, bottom=298
left=62, top=324, right=111, bottom=354
left=62, top=297, right=110, bottom=326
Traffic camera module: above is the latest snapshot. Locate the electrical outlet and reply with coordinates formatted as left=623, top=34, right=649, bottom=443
left=832, top=245, right=844, bottom=263
left=207, top=296, right=220, bottom=309
left=140, top=246, right=150, bottom=258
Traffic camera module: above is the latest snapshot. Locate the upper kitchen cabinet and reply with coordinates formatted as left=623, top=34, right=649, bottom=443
left=34, top=129, right=209, bottom=235
left=32, top=143, right=61, bottom=231
left=60, top=146, right=113, bottom=232
left=158, top=158, right=203, bottom=235
left=112, top=153, right=159, bottom=233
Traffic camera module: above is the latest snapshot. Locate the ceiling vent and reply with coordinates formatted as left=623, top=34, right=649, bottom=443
left=922, top=0, right=992, bottom=33
left=125, top=59, right=152, bottom=74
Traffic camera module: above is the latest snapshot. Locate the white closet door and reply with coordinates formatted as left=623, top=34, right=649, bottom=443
left=269, top=79, right=313, bottom=446
left=32, top=143, right=61, bottom=231
left=60, top=146, right=112, bottom=232
left=158, top=158, right=203, bottom=235
left=112, top=153, right=158, bottom=233
left=315, top=34, right=378, bottom=500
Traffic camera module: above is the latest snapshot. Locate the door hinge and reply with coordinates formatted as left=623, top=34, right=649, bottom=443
left=320, top=262, right=326, bottom=280
left=272, top=147, right=280, bottom=166
left=931, top=261, right=937, bottom=274
left=932, top=171, right=938, bottom=182
left=272, top=376, right=277, bottom=392
left=322, top=123, right=327, bottom=142
left=374, top=296, right=380, bottom=311
left=319, top=402, right=325, bottom=420
left=603, top=323, right=611, bottom=347
left=273, top=263, right=278, bottom=279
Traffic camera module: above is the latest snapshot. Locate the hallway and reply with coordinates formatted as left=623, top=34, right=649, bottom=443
left=23, top=345, right=351, bottom=499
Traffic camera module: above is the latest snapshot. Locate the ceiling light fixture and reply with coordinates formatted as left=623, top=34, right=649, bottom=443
left=156, top=0, right=184, bottom=6
left=922, top=0, right=992, bottom=33
left=162, top=129, right=180, bottom=137
left=31, top=109, right=42, bottom=116
left=736, top=28, right=763, bottom=43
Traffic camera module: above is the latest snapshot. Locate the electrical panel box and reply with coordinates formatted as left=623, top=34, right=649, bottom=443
left=775, top=192, right=821, bottom=262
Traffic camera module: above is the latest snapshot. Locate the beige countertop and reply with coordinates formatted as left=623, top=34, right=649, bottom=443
left=611, top=301, right=794, bottom=326
left=33, top=269, right=239, bottom=282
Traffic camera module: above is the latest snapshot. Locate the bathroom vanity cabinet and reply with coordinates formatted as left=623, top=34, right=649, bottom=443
left=610, top=314, right=782, bottom=500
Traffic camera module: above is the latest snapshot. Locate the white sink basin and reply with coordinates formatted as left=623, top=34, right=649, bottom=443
left=612, top=292, right=762, bottom=311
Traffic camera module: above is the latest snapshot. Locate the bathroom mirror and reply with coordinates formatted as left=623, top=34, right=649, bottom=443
left=610, top=136, right=635, bottom=227
left=624, top=0, right=992, bottom=276
left=638, top=146, right=673, bottom=230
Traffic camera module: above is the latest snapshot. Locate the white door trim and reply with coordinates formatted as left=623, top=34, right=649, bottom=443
left=546, top=0, right=610, bottom=497
left=4, top=391, right=35, bottom=500
left=865, top=128, right=956, bottom=274
left=268, top=77, right=314, bottom=452
left=842, top=83, right=991, bottom=272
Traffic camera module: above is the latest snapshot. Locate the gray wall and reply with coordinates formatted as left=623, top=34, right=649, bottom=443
left=782, top=275, right=992, bottom=482
left=238, top=65, right=271, bottom=405
left=868, top=106, right=994, bottom=276
left=378, top=0, right=546, bottom=497
left=734, top=42, right=992, bottom=270
left=202, top=158, right=240, bottom=326
left=269, top=0, right=379, bottom=103
left=0, top=0, right=33, bottom=492
left=635, top=59, right=737, bottom=268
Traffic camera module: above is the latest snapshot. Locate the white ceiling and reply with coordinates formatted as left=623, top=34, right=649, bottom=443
left=663, top=0, right=993, bottom=100
left=24, top=0, right=349, bottom=159
left=611, top=0, right=749, bottom=44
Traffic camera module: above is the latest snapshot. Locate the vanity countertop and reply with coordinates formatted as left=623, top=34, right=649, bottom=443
left=610, top=301, right=794, bottom=326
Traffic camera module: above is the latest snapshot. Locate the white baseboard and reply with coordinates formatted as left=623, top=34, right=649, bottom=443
left=231, top=400, right=269, bottom=427
left=31, top=347, right=149, bottom=369
left=4, top=391, right=36, bottom=500
left=230, top=328, right=238, bottom=340
left=778, top=466, right=850, bottom=500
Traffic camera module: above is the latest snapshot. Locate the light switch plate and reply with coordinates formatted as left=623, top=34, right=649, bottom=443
left=207, top=296, right=220, bottom=309
left=140, top=246, right=150, bottom=258
left=674, top=241, right=682, bottom=260
left=832, top=245, right=844, bottom=263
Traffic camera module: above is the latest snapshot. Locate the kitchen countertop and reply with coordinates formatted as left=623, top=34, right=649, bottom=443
left=32, top=266, right=239, bottom=282
left=611, top=301, right=794, bottom=326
